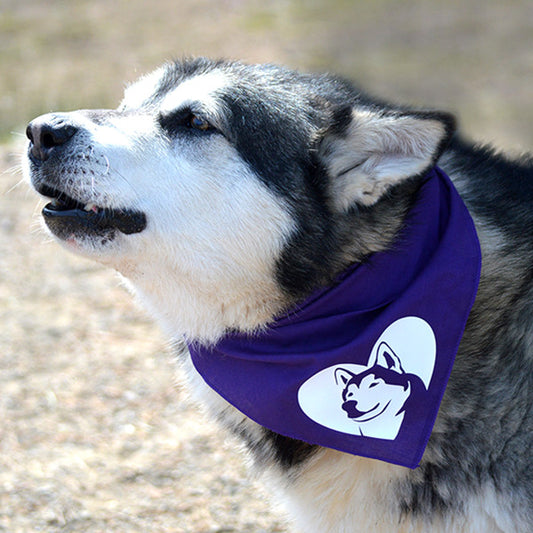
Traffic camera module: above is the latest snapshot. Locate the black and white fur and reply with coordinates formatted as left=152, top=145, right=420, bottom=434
left=24, top=58, right=533, bottom=532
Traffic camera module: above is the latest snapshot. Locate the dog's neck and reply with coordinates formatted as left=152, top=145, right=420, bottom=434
left=118, top=179, right=433, bottom=345
left=277, top=179, right=421, bottom=305
left=120, top=260, right=288, bottom=344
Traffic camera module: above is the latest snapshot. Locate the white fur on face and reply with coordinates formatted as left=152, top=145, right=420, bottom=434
left=30, top=70, right=296, bottom=342
left=120, top=66, right=168, bottom=110
left=122, top=72, right=295, bottom=341
left=119, top=132, right=295, bottom=342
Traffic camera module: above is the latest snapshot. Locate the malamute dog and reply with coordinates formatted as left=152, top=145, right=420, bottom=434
left=24, top=58, right=532, bottom=532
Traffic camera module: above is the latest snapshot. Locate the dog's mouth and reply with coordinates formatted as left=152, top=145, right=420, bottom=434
left=342, top=400, right=390, bottom=422
left=37, top=183, right=147, bottom=238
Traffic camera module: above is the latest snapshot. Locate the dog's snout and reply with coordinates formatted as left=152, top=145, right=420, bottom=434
left=26, top=114, right=78, bottom=162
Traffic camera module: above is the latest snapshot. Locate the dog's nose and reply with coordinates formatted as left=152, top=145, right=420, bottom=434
left=26, top=114, right=78, bottom=162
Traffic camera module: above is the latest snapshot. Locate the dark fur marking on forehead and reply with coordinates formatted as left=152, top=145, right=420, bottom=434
left=150, top=59, right=455, bottom=304
left=141, top=57, right=230, bottom=108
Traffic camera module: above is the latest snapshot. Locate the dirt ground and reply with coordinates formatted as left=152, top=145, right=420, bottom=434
left=0, top=142, right=291, bottom=532
left=1, top=143, right=290, bottom=533
left=1, top=1, right=532, bottom=532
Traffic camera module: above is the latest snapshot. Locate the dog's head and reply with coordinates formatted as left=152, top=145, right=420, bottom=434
left=24, top=58, right=454, bottom=342
left=335, top=343, right=412, bottom=423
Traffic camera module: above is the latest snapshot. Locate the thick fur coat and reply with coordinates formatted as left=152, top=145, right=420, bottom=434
left=24, top=58, right=533, bottom=532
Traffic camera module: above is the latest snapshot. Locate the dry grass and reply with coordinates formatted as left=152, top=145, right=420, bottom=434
left=0, top=145, right=288, bottom=532
left=1, top=0, right=532, bottom=531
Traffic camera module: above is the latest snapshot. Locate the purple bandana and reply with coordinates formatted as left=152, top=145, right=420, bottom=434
left=189, top=167, right=481, bottom=468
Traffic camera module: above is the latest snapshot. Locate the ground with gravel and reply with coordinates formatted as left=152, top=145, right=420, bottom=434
left=1, top=144, right=290, bottom=532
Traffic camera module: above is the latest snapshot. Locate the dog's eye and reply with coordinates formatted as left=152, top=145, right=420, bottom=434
left=189, top=114, right=211, bottom=131
left=158, top=110, right=213, bottom=136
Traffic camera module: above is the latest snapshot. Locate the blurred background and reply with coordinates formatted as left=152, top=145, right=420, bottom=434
left=2, top=0, right=533, bottom=149
left=1, top=1, right=532, bottom=531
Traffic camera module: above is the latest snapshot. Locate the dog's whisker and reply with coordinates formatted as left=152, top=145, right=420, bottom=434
left=3, top=177, right=27, bottom=196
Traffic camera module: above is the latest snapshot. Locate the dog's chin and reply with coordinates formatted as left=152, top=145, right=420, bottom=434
left=34, top=183, right=147, bottom=257
left=44, top=208, right=146, bottom=259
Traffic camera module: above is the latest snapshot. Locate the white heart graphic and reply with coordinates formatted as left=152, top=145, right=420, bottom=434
left=297, top=317, right=436, bottom=440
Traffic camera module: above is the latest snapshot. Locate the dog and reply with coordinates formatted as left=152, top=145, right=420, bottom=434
left=334, top=342, right=428, bottom=439
left=23, top=58, right=532, bottom=532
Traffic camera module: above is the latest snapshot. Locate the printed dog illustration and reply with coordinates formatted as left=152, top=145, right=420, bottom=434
left=335, top=342, right=428, bottom=439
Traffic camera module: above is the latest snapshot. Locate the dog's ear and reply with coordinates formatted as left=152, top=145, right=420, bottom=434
left=319, top=106, right=455, bottom=210
left=374, top=342, right=404, bottom=374
left=335, top=367, right=356, bottom=386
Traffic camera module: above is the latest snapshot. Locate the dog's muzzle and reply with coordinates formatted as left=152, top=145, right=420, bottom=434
left=26, top=113, right=147, bottom=239
left=341, top=400, right=369, bottom=419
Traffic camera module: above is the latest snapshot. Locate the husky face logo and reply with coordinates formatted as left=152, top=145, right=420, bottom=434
left=334, top=343, right=415, bottom=437
left=298, top=317, right=436, bottom=440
